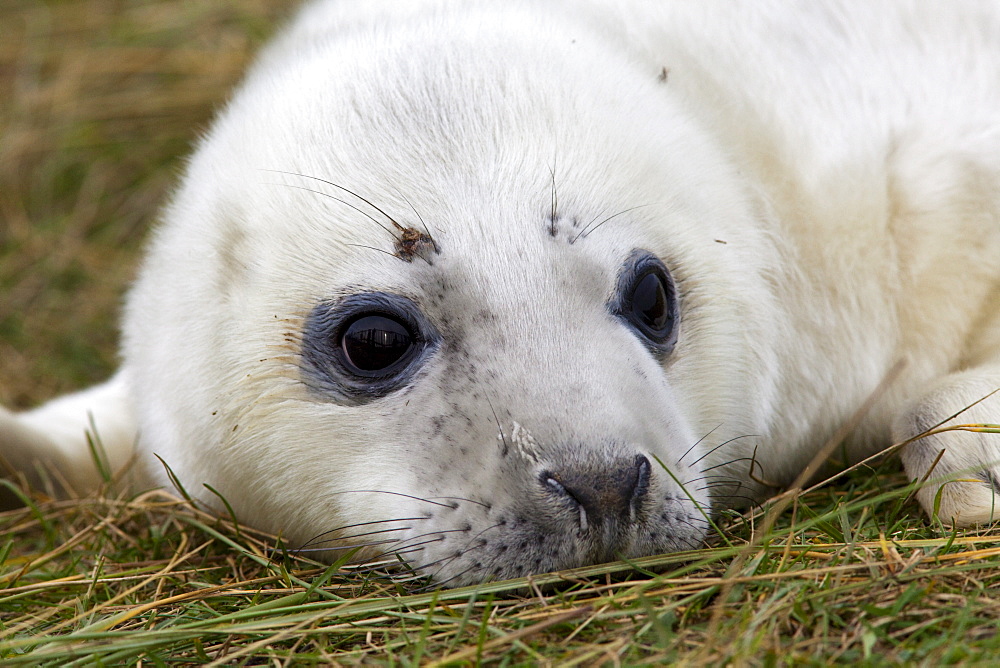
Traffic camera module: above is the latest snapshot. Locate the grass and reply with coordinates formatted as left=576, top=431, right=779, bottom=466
left=5, top=461, right=1000, bottom=664
left=0, top=0, right=288, bottom=408
left=3, top=1, right=1000, bottom=665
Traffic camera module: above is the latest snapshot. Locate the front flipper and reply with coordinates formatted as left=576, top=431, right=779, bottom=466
left=896, top=366, right=1000, bottom=525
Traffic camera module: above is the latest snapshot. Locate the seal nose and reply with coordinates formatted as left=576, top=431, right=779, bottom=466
left=541, top=454, right=651, bottom=531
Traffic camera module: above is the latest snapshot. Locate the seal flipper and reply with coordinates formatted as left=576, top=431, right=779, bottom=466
left=0, top=371, right=138, bottom=504
left=897, top=364, right=1000, bottom=526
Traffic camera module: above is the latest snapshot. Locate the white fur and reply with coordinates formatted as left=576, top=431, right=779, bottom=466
left=3, top=0, right=1000, bottom=584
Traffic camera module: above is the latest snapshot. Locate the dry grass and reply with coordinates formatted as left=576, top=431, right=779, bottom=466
left=5, top=463, right=1000, bottom=664
left=0, top=0, right=290, bottom=407
left=4, top=1, right=1000, bottom=665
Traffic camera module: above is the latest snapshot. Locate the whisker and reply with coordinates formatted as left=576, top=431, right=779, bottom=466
left=454, top=523, right=502, bottom=555
left=378, top=526, right=492, bottom=572
left=677, top=423, right=723, bottom=465
left=700, top=457, right=757, bottom=473
left=572, top=204, right=650, bottom=242
left=262, top=169, right=406, bottom=231
left=325, top=489, right=456, bottom=508
left=410, top=521, right=502, bottom=588
left=487, top=396, right=510, bottom=459
left=390, top=527, right=470, bottom=550
left=347, top=541, right=444, bottom=573
left=359, top=528, right=469, bottom=565
left=347, top=543, right=445, bottom=574
left=404, top=551, right=463, bottom=579
left=688, top=434, right=761, bottom=467
left=302, top=525, right=417, bottom=548
left=681, top=474, right=742, bottom=485
left=579, top=205, right=609, bottom=237
left=346, top=243, right=406, bottom=261
left=388, top=182, right=438, bottom=250
left=264, top=182, right=396, bottom=238
left=291, top=538, right=403, bottom=554
left=418, top=562, right=479, bottom=592
left=427, top=495, right=491, bottom=509
left=300, top=516, right=429, bottom=549
left=675, top=519, right=713, bottom=547
left=675, top=514, right=709, bottom=527
left=383, top=544, right=437, bottom=559
left=705, top=493, right=761, bottom=507
left=695, top=482, right=744, bottom=491
left=547, top=162, right=558, bottom=236
left=309, top=533, right=451, bottom=572
left=341, top=559, right=400, bottom=572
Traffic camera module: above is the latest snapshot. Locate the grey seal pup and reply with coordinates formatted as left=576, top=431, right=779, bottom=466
left=3, top=0, right=1000, bottom=587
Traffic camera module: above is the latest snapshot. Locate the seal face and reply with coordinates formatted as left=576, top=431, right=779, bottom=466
left=369, top=246, right=704, bottom=584
left=292, top=234, right=713, bottom=583
left=295, top=239, right=699, bottom=582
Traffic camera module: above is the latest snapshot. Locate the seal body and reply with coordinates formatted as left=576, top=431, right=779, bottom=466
left=4, top=0, right=1000, bottom=586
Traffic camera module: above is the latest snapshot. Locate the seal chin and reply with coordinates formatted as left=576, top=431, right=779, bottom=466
left=409, top=498, right=708, bottom=588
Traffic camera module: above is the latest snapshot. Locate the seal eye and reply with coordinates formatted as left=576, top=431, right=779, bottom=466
left=302, top=292, right=439, bottom=402
left=630, top=271, right=672, bottom=339
left=612, top=250, right=679, bottom=353
left=341, top=314, right=414, bottom=373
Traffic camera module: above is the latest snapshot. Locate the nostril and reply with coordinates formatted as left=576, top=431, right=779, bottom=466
left=543, top=474, right=572, bottom=502
left=540, top=453, right=652, bottom=529
left=542, top=472, right=589, bottom=531
left=632, top=455, right=651, bottom=508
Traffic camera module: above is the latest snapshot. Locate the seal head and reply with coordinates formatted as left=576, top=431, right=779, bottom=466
left=122, top=4, right=780, bottom=585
